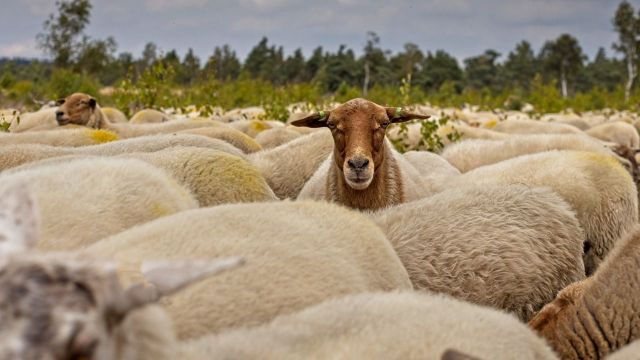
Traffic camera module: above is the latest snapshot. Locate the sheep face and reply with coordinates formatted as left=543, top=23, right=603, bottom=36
left=55, top=93, right=98, bottom=126
left=292, top=98, right=429, bottom=190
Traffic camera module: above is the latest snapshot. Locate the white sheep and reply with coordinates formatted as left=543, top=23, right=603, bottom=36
left=178, top=126, right=262, bottom=153
left=226, top=119, right=276, bottom=137
left=494, top=118, right=584, bottom=135
left=0, top=128, right=119, bottom=146
left=585, top=121, right=640, bottom=149
left=8, top=108, right=58, bottom=132
left=178, top=291, right=557, bottom=360
left=0, top=157, right=197, bottom=251
left=294, top=99, right=434, bottom=210
left=0, top=183, right=242, bottom=360
left=369, top=185, right=585, bottom=321
left=84, top=200, right=413, bottom=339
left=402, top=150, right=461, bottom=189
left=439, top=150, right=638, bottom=275
left=605, top=341, right=640, bottom=360
left=529, top=225, right=640, bottom=359
left=129, top=108, right=170, bottom=124
left=8, top=147, right=277, bottom=207
left=441, top=134, right=620, bottom=173
left=0, top=134, right=246, bottom=171
left=248, top=130, right=334, bottom=199
left=254, top=127, right=302, bottom=149
left=102, top=106, right=128, bottom=123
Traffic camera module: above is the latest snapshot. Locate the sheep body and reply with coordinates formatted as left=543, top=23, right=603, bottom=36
left=178, top=291, right=557, bottom=360
left=605, top=341, right=640, bottom=360
left=178, top=126, right=262, bottom=153
left=402, top=150, right=461, bottom=189
left=529, top=226, right=640, bottom=359
left=102, top=107, right=128, bottom=123
left=0, top=134, right=245, bottom=171
left=494, top=118, right=584, bottom=134
left=129, top=109, right=170, bottom=124
left=586, top=121, right=640, bottom=149
left=370, top=185, right=585, bottom=320
left=441, top=134, right=618, bottom=173
left=254, top=127, right=302, bottom=149
left=0, top=128, right=118, bottom=146
left=8, top=108, right=57, bottom=132
left=0, top=158, right=197, bottom=251
left=249, top=130, right=334, bottom=199
left=84, top=200, right=412, bottom=339
left=440, top=150, right=638, bottom=274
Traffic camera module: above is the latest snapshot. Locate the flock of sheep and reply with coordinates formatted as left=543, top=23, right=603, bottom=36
left=0, top=93, right=639, bottom=359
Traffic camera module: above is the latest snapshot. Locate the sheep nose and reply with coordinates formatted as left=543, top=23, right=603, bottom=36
left=348, top=158, right=369, bottom=170
left=55, top=111, right=64, bottom=119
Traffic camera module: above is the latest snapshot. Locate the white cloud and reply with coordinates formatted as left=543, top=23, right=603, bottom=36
left=144, top=0, right=209, bottom=12
left=0, top=40, right=39, bottom=58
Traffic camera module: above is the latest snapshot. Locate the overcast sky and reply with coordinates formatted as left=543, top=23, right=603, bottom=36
left=0, top=0, right=636, bottom=63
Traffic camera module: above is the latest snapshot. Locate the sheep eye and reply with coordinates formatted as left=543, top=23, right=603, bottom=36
left=327, top=122, right=336, bottom=129
left=381, top=122, right=390, bottom=129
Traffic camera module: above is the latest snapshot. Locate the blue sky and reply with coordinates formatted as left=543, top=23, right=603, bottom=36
left=0, top=0, right=634, bottom=62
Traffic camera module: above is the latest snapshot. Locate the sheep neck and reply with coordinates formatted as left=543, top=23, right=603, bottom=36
left=327, top=141, right=403, bottom=210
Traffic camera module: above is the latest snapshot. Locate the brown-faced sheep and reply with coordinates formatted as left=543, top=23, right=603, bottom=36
left=369, top=185, right=585, bottom=321
left=84, top=200, right=412, bottom=339
left=529, top=225, right=640, bottom=360
left=439, top=151, right=638, bottom=275
left=55, top=93, right=221, bottom=138
left=294, top=98, right=434, bottom=210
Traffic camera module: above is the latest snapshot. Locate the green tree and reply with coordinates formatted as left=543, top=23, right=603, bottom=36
left=502, top=40, right=537, bottom=91
left=578, top=48, right=624, bottom=91
left=539, top=34, right=586, bottom=98
left=464, top=49, right=501, bottom=91
left=203, top=45, right=241, bottom=81
left=390, top=43, right=424, bottom=81
left=361, top=32, right=392, bottom=96
left=417, top=50, right=463, bottom=92
left=74, top=36, right=117, bottom=82
left=37, top=0, right=92, bottom=68
left=178, top=48, right=201, bottom=85
left=613, top=1, right=640, bottom=101
left=283, top=48, right=307, bottom=83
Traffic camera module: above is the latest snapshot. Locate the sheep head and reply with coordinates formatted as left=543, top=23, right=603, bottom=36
left=292, top=98, right=429, bottom=190
left=0, top=183, right=244, bottom=360
left=55, top=93, right=100, bottom=128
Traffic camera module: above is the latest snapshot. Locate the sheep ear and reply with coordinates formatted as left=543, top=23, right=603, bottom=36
left=115, top=257, right=245, bottom=314
left=0, top=183, right=39, bottom=260
left=386, top=107, right=430, bottom=123
left=88, top=98, right=97, bottom=109
left=56, top=98, right=66, bottom=106
left=441, top=349, right=482, bottom=360
left=290, top=111, right=330, bottom=128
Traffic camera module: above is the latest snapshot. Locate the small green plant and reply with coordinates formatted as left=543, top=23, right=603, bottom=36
left=0, top=110, right=19, bottom=132
left=390, top=115, right=461, bottom=153
left=112, top=61, right=177, bottom=117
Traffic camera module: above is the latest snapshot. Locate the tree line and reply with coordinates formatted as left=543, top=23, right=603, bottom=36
left=1, top=0, right=640, bottom=109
